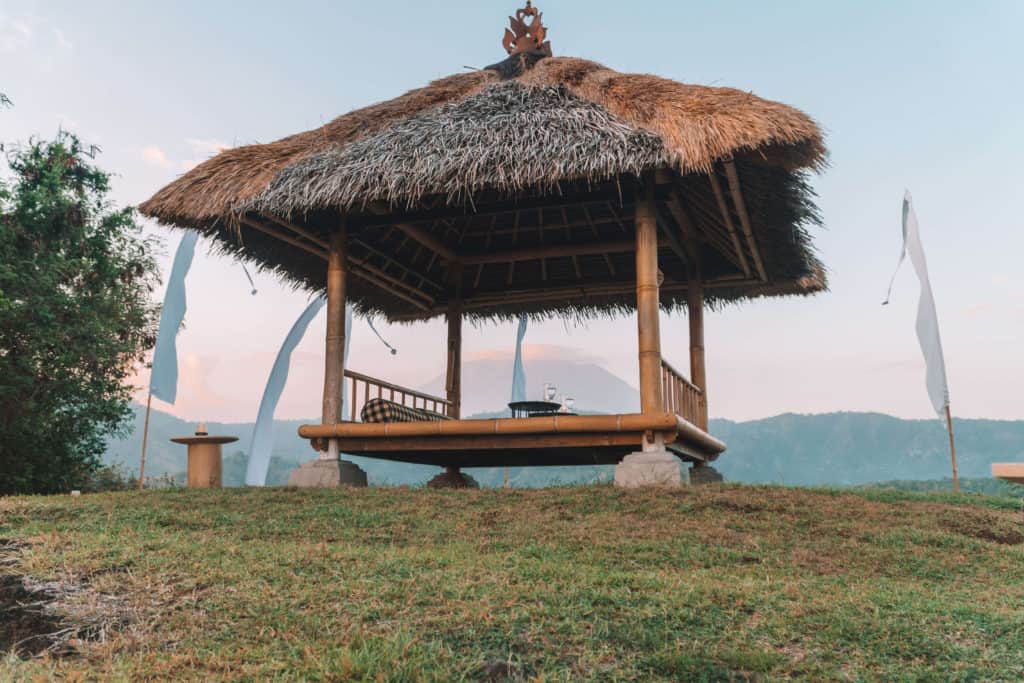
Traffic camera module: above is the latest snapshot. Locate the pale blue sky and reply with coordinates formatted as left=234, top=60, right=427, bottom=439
left=3, top=0, right=1023, bottom=422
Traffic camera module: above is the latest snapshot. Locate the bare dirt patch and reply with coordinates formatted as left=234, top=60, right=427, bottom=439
left=0, top=539, right=132, bottom=659
left=939, top=510, right=1024, bottom=546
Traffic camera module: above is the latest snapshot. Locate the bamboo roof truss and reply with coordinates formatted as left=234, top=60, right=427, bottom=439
left=231, top=163, right=810, bottom=322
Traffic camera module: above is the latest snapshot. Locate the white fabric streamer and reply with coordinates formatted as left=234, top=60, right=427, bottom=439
left=884, top=192, right=950, bottom=418
left=246, top=302, right=354, bottom=485
left=246, top=297, right=326, bottom=485
left=150, top=232, right=198, bottom=404
left=510, top=315, right=528, bottom=403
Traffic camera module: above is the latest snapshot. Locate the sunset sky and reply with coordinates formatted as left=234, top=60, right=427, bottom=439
left=4, top=0, right=1023, bottom=423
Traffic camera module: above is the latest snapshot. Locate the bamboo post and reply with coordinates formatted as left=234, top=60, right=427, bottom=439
left=946, top=405, right=960, bottom=492
left=445, top=265, right=464, bottom=419
left=138, top=392, right=152, bottom=490
left=635, top=179, right=664, bottom=415
left=686, top=257, right=709, bottom=431
left=322, top=217, right=348, bottom=459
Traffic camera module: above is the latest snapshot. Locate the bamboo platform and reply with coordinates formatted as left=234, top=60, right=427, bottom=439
left=299, top=413, right=726, bottom=468
left=992, top=463, right=1024, bottom=485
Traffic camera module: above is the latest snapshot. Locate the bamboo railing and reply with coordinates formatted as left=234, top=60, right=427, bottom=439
left=660, top=359, right=707, bottom=431
left=344, top=369, right=453, bottom=422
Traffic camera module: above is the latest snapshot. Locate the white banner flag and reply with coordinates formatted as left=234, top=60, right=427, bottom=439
left=245, top=296, right=330, bottom=486
left=884, top=191, right=950, bottom=418
left=510, top=315, right=528, bottom=403
left=149, top=231, right=198, bottom=404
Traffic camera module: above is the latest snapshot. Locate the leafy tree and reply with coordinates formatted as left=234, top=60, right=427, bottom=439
left=0, top=133, right=159, bottom=494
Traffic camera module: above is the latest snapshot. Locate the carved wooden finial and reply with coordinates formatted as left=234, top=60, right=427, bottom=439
left=502, top=1, right=552, bottom=57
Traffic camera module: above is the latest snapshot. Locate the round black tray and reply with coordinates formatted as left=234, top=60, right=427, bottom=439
left=508, top=400, right=562, bottom=418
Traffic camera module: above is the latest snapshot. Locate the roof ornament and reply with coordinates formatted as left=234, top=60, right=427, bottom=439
left=502, top=1, right=552, bottom=57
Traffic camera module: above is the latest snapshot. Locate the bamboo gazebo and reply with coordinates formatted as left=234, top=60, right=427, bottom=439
left=140, top=3, right=827, bottom=487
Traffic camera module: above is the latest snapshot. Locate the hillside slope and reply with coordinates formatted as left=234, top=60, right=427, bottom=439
left=2, top=486, right=1022, bottom=680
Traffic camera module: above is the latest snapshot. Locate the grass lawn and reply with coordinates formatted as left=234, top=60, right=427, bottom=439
left=2, top=484, right=1023, bottom=681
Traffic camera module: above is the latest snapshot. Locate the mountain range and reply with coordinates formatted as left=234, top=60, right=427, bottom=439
left=105, top=358, right=1024, bottom=489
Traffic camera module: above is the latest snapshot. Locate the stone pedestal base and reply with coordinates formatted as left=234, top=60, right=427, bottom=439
left=689, top=464, right=724, bottom=485
left=427, top=467, right=480, bottom=490
left=614, top=451, right=683, bottom=488
left=287, top=459, right=368, bottom=488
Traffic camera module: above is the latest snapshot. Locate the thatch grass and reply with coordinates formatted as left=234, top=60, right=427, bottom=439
left=248, top=82, right=670, bottom=217
left=139, top=57, right=824, bottom=228
left=2, top=485, right=1023, bottom=680
left=138, top=70, right=498, bottom=228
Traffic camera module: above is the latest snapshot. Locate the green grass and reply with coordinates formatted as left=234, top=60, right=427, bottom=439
left=2, top=484, right=1023, bottom=681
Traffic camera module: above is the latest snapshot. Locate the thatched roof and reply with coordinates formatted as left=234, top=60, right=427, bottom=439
left=139, top=53, right=828, bottom=322
left=248, top=81, right=671, bottom=216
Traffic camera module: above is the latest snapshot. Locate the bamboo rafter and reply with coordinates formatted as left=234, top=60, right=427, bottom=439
left=724, top=161, right=768, bottom=282
left=706, top=172, right=751, bottom=278
left=239, top=216, right=432, bottom=310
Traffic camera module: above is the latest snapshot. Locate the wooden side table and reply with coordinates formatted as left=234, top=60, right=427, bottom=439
left=171, top=426, right=238, bottom=488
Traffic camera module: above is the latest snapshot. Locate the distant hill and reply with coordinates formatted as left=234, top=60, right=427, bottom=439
left=107, top=406, right=1024, bottom=490
left=711, top=412, right=1024, bottom=486
left=105, top=353, right=1024, bottom=488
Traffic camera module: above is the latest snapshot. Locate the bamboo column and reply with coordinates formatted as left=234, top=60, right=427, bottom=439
left=686, top=260, right=709, bottom=431
left=321, top=217, right=348, bottom=459
left=635, top=180, right=664, bottom=416
left=445, top=265, right=464, bottom=419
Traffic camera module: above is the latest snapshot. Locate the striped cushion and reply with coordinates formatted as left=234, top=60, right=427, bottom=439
left=360, top=398, right=450, bottom=424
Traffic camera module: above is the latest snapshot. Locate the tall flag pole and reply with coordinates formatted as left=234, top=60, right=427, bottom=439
left=884, top=192, right=958, bottom=491
left=140, top=231, right=198, bottom=489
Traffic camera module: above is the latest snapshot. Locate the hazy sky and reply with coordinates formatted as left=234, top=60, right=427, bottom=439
left=3, top=0, right=1023, bottom=423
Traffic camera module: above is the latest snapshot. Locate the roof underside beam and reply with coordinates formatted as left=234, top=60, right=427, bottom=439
left=460, top=238, right=669, bottom=266
left=367, top=203, right=459, bottom=263
left=240, top=215, right=434, bottom=311
left=258, top=211, right=443, bottom=296
left=723, top=161, right=768, bottom=282
left=389, top=273, right=756, bottom=319
left=239, top=164, right=776, bottom=314
left=705, top=173, right=751, bottom=278
left=667, top=190, right=744, bottom=274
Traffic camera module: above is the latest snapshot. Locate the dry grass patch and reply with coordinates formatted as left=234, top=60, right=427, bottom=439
left=1, top=484, right=1023, bottom=681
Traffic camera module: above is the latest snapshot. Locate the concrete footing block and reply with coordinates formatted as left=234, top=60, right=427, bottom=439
left=614, top=451, right=683, bottom=488
left=427, top=468, right=480, bottom=490
left=689, top=464, right=724, bottom=485
left=287, top=459, right=368, bottom=488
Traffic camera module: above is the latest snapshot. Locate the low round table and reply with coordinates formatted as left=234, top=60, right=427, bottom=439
left=509, top=400, right=572, bottom=418
left=170, top=430, right=238, bottom=488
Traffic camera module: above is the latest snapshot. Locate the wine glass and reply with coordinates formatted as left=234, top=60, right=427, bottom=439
left=544, top=383, right=557, bottom=402
left=565, top=397, right=575, bottom=413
